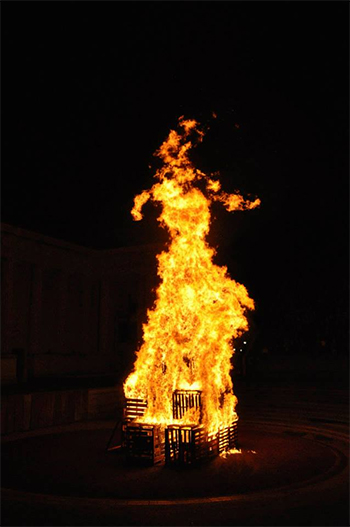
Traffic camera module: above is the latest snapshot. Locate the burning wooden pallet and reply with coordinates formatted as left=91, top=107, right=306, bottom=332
left=165, top=424, right=207, bottom=465
left=165, top=420, right=238, bottom=466
left=122, top=397, right=148, bottom=449
left=124, top=397, right=147, bottom=422
left=172, top=390, right=201, bottom=419
left=106, top=397, right=148, bottom=452
left=121, top=391, right=238, bottom=466
left=124, top=423, right=165, bottom=465
left=218, top=421, right=238, bottom=453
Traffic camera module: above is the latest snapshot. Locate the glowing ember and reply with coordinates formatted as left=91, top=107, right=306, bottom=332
left=220, top=448, right=242, bottom=458
left=124, top=117, right=260, bottom=438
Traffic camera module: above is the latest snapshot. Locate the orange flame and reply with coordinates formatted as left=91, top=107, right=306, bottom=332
left=124, top=117, right=260, bottom=433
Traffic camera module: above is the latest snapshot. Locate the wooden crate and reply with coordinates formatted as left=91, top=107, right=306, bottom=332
left=172, top=390, right=202, bottom=420
left=165, top=424, right=206, bottom=465
left=165, top=420, right=238, bottom=465
left=218, top=420, right=238, bottom=453
left=123, top=397, right=147, bottom=422
left=124, top=423, right=165, bottom=465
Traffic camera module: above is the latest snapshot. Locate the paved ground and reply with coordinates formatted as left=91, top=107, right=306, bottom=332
left=1, top=383, right=349, bottom=526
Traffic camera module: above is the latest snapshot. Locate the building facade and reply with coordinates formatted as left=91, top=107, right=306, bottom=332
left=1, top=223, right=160, bottom=385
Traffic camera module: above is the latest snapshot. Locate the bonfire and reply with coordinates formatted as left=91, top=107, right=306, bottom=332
left=123, top=117, right=260, bottom=464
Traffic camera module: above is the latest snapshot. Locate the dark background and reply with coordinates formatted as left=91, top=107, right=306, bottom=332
left=3, top=3, right=349, bottom=357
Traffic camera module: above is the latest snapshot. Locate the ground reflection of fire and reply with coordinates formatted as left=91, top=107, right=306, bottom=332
left=123, top=117, right=260, bottom=465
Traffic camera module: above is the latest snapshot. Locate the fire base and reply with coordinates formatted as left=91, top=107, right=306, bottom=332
left=123, top=395, right=238, bottom=466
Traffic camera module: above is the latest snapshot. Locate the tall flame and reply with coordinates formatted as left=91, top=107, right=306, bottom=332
left=124, top=117, right=260, bottom=433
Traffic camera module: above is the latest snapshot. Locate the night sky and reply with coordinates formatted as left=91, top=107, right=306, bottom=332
left=3, top=3, right=349, bottom=354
